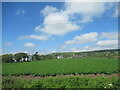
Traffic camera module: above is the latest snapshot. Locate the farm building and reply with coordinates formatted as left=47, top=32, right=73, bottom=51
left=57, top=55, right=64, bottom=59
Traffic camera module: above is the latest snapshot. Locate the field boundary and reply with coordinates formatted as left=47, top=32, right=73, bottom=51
left=3, top=73, right=119, bottom=80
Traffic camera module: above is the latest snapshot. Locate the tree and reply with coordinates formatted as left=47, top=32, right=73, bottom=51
left=2, top=54, right=13, bottom=63
left=14, top=53, right=28, bottom=62
left=32, top=52, right=39, bottom=60
left=39, top=55, right=46, bottom=60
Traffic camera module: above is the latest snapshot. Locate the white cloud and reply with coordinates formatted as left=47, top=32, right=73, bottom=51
left=65, top=2, right=113, bottom=23
left=97, top=40, right=118, bottom=46
left=64, top=32, right=98, bottom=45
left=100, top=32, right=118, bottom=39
left=41, top=6, right=58, bottom=16
left=35, top=12, right=81, bottom=36
left=16, top=9, right=26, bottom=15
left=34, top=2, right=116, bottom=37
left=80, top=16, right=93, bottom=23
left=65, top=2, right=105, bottom=14
left=24, top=42, right=36, bottom=48
left=5, top=42, right=13, bottom=46
left=19, top=34, right=49, bottom=40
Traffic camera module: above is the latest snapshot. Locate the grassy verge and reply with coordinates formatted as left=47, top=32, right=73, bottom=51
left=2, top=76, right=119, bottom=88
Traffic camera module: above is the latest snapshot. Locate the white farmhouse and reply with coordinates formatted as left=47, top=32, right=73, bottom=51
left=57, top=55, right=63, bottom=59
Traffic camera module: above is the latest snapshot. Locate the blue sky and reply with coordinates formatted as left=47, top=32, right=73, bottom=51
left=2, top=2, right=118, bottom=54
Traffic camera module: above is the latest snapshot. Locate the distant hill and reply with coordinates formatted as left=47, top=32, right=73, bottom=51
left=47, top=49, right=119, bottom=59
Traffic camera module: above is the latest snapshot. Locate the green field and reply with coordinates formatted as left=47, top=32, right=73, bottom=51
left=3, top=57, right=119, bottom=76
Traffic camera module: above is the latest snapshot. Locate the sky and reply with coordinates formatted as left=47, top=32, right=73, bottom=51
left=2, top=2, right=118, bottom=55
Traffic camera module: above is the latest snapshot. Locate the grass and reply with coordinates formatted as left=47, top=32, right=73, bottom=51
left=2, top=57, right=118, bottom=76
left=2, top=76, right=119, bottom=88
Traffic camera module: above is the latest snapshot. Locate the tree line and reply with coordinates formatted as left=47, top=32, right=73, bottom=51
left=1, top=52, right=59, bottom=63
left=1, top=52, right=39, bottom=63
left=1, top=49, right=118, bottom=63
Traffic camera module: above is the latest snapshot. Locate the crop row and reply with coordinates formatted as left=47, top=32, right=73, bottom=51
left=3, top=76, right=119, bottom=88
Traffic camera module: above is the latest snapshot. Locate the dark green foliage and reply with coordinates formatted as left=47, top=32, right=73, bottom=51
left=2, top=54, right=13, bottom=63
left=2, top=76, right=119, bottom=88
left=32, top=52, right=41, bottom=61
left=14, top=53, right=28, bottom=62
